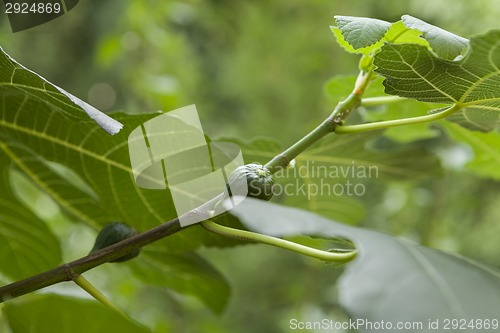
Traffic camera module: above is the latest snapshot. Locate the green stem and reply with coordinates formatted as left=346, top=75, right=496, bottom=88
left=73, top=275, right=124, bottom=315
left=265, top=70, right=373, bottom=173
left=264, top=118, right=336, bottom=173
left=361, top=95, right=407, bottom=107
left=200, top=220, right=357, bottom=264
left=335, top=104, right=462, bottom=134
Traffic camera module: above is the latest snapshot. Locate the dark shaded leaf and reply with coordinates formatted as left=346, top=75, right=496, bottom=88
left=228, top=199, right=500, bottom=330
left=402, top=15, right=469, bottom=60
left=0, top=48, right=233, bottom=311
left=3, top=295, right=150, bottom=333
left=129, top=247, right=231, bottom=314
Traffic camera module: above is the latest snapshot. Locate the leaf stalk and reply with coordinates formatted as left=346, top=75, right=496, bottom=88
left=73, top=275, right=124, bottom=315
left=201, top=220, right=357, bottom=264
left=265, top=70, right=373, bottom=173
left=335, top=104, right=462, bottom=134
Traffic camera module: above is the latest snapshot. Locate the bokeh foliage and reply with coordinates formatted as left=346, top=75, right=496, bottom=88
left=1, top=1, right=500, bottom=332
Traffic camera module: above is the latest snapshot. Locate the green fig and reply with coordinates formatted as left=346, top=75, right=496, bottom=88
left=228, top=163, right=275, bottom=201
left=89, top=222, right=140, bottom=263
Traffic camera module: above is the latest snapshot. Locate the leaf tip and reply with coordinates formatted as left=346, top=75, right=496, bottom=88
left=55, top=86, right=124, bottom=135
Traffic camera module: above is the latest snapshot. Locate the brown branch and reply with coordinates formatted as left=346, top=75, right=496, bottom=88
left=0, top=187, right=229, bottom=302
left=0, top=217, right=184, bottom=302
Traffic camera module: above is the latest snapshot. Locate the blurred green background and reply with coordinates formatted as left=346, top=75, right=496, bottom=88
left=1, top=1, right=500, bottom=332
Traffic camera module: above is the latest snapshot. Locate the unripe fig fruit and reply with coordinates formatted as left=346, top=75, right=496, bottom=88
left=89, top=222, right=140, bottom=263
left=228, top=163, right=275, bottom=201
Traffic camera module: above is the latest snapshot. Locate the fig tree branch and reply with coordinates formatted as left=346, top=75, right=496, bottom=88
left=265, top=70, right=373, bottom=172
left=0, top=192, right=357, bottom=302
left=0, top=217, right=183, bottom=302
left=0, top=66, right=460, bottom=304
left=265, top=68, right=463, bottom=172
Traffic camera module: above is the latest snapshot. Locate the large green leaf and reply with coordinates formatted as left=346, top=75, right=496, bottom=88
left=374, top=30, right=500, bottom=131
left=0, top=150, right=62, bottom=281
left=129, top=247, right=230, bottom=314
left=333, top=16, right=391, bottom=52
left=401, top=15, right=469, bottom=60
left=229, top=199, right=500, bottom=331
left=3, top=294, right=150, bottom=333
left=0, top=47, right=231, bottom=312
left=332, top=17, right=429, bottom=55
left=332, top=15, right=467, bottom=58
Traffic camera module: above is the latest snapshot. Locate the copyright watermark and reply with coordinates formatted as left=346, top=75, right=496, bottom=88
left=2, top=0, right=79, bottom=32
left=271, top=160, right=379, bottom=199
left=289, top=318, right=499, bottom=331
